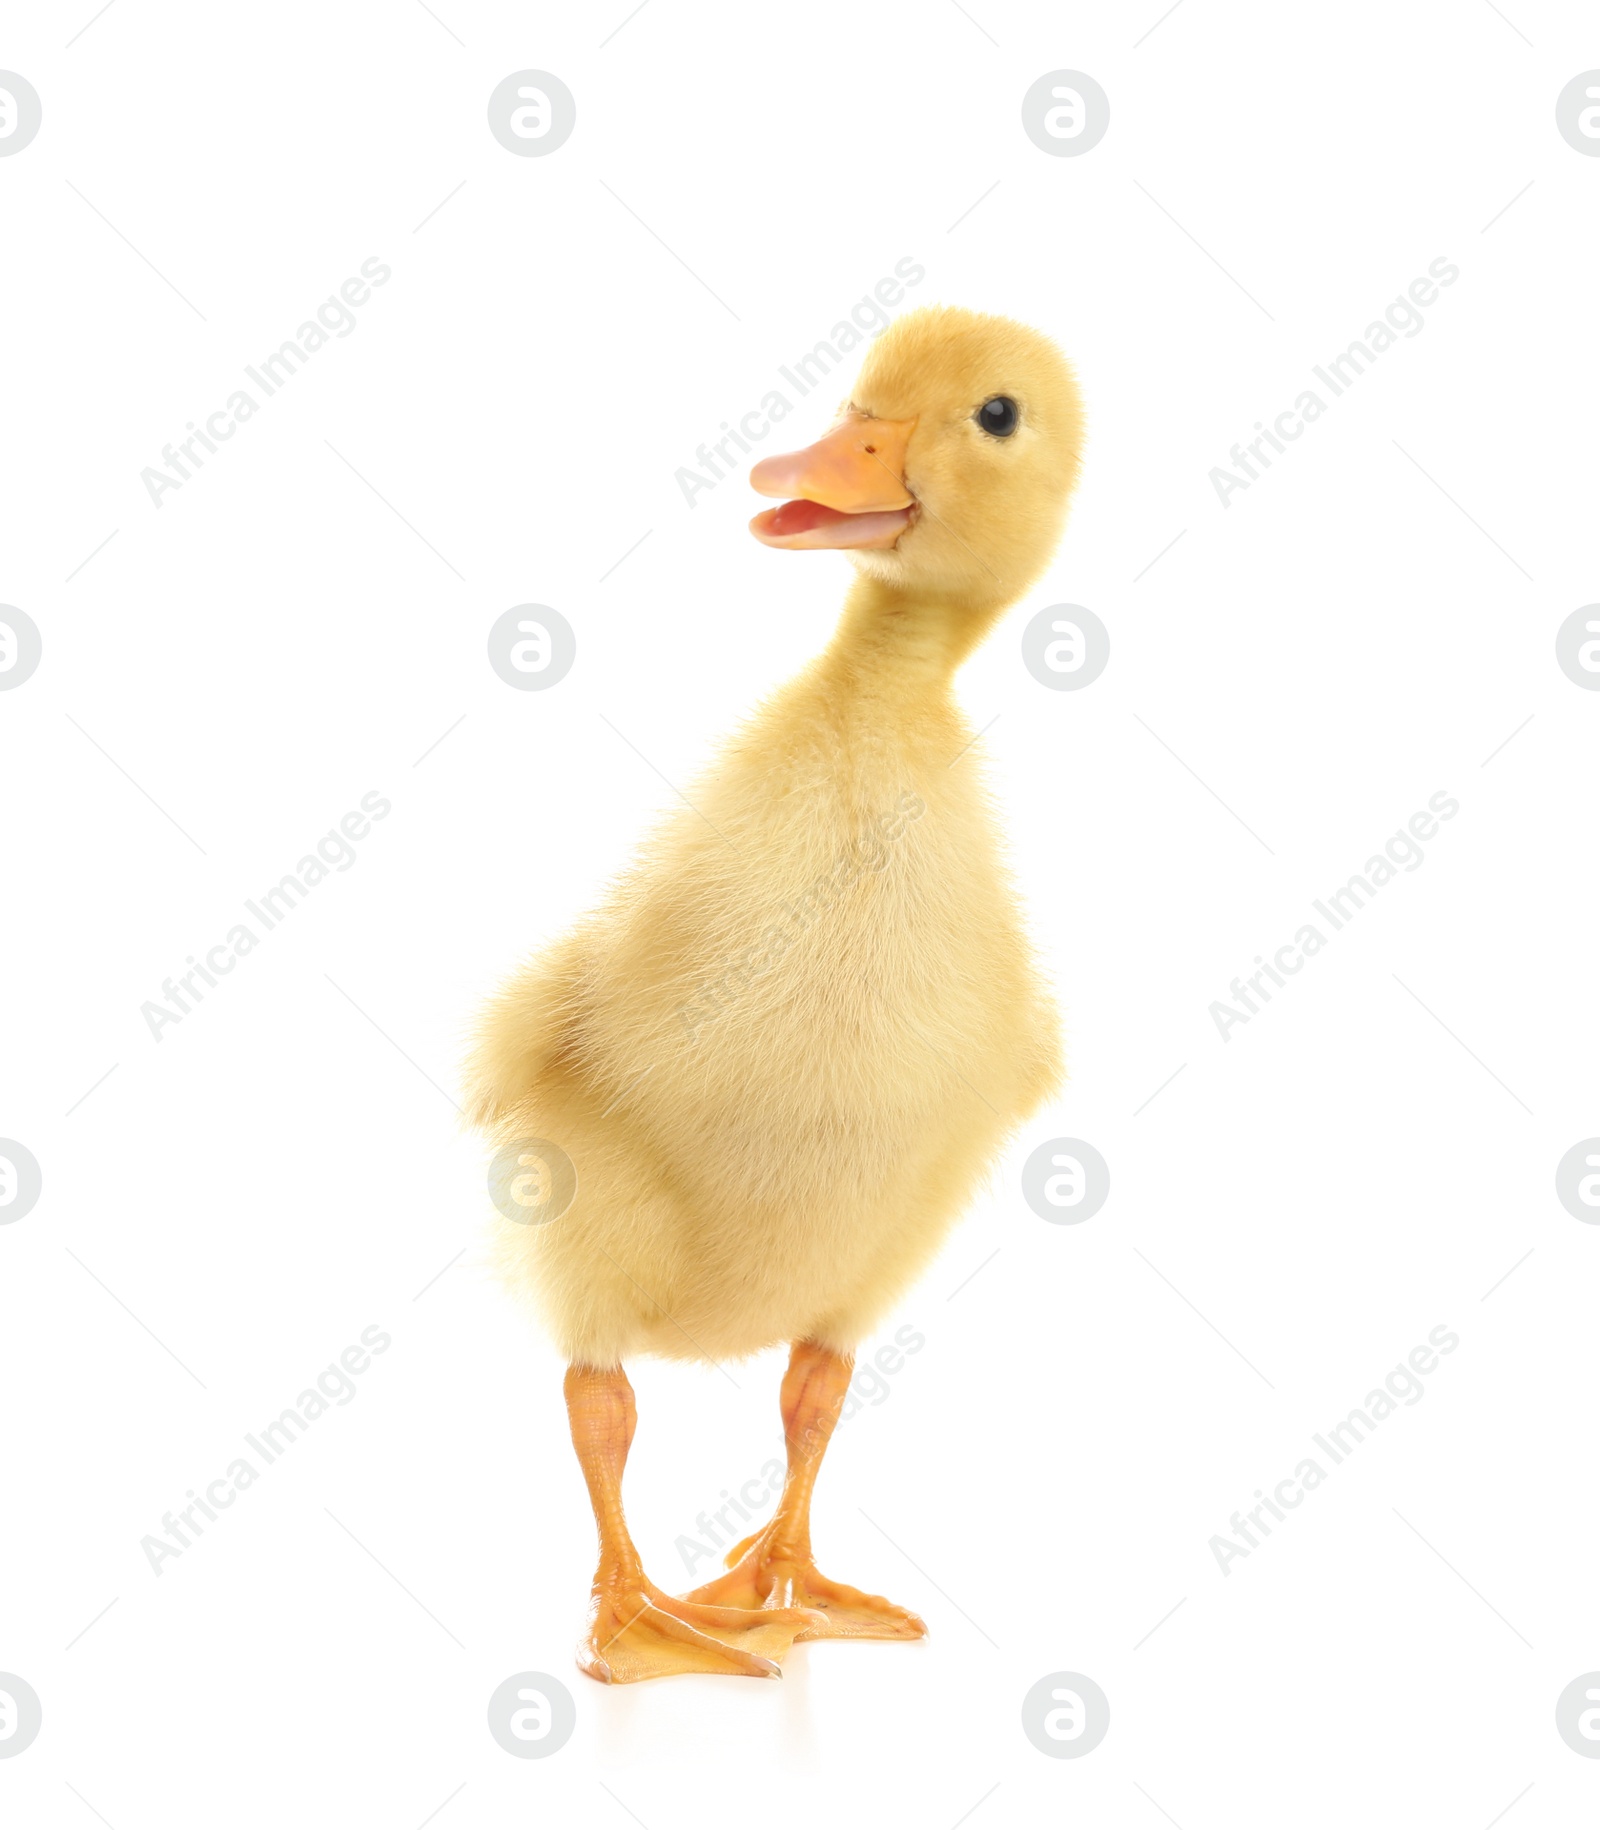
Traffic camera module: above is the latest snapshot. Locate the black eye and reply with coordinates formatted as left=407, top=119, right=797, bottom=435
left=976, top=395, right=1019, bottom=438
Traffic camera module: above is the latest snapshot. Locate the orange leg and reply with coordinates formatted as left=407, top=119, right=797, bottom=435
left=681, top=1340, right=928, bottom=1641
left=564, top=1364, right=826, bottom=1683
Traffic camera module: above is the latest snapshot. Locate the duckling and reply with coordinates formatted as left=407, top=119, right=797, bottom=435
left=467, top=305, right=1084, bottom=1683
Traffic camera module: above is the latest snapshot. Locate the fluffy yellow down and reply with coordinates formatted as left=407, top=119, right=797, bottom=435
left=466, top=306, right=1085, bottom=1368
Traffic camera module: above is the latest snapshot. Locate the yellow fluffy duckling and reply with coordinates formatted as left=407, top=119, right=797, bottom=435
left=467, top=305, right=1084, bottom=1683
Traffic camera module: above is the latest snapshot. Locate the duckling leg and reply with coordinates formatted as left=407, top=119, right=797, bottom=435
left=680, top=1340, right=928, bottom=1641
left=564, top=1364, right=827, bottom=1683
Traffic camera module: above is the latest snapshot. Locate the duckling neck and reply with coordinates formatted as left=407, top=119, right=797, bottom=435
left=817, top=575, right=1003, bottom=707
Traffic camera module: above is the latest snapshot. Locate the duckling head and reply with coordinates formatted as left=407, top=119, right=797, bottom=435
left=750, top=305, right=1084, bottom=614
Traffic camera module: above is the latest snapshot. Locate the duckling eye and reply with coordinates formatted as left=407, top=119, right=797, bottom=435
left=975, top=396, right=1019, bottom=438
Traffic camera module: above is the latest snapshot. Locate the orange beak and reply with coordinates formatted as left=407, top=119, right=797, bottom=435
left=748, top=416, right=917, bottom=550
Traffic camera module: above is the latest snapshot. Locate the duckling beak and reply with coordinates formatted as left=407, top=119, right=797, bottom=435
left=748, top=416, right=916, bottom=549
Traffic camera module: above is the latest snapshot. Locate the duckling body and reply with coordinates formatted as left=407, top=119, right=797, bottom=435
left=469, top=306, right=1084, bottom=1681
left=471, top=598, right=1061, bottom=1366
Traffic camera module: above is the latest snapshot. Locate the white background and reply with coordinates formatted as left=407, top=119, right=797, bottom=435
left=3, top=0, right=1598, bottom=1823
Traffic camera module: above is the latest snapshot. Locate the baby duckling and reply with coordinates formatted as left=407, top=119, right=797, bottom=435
left=468, top=305, right=1084, bottom=1681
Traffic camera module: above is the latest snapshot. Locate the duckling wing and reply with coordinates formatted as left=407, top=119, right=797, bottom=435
left=462, top=928, right=589, bottom=1135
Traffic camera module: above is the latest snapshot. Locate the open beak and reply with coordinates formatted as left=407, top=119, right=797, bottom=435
left=748, top=416, right=917, bottom=549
